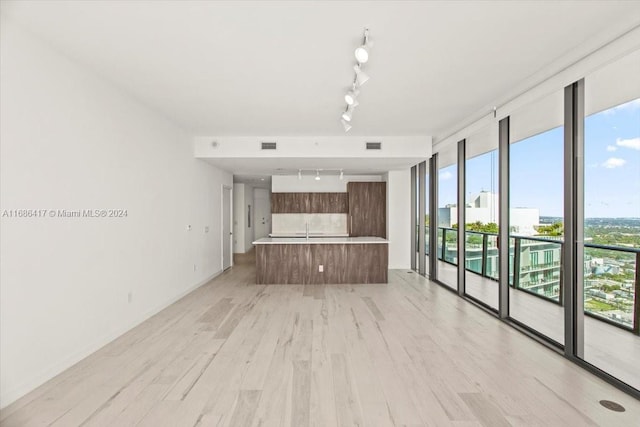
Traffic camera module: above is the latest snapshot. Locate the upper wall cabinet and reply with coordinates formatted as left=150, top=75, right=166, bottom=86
left=271, top=192, right=348, bottom=214
left=347, top=182, right=386, bottom=238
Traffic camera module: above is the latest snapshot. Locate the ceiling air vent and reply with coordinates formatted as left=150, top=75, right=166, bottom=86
left=261, top=142, right=277, bottom=150
left=366, top=142, right=382, bottom=150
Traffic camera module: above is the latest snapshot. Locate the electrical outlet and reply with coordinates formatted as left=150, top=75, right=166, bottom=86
left=318, top=265, right=323, bottom=272
left=127, top=292, right=132, bottom=303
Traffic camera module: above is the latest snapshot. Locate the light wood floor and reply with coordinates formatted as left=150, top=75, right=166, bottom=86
left=1, top=262, right=639, bottom=427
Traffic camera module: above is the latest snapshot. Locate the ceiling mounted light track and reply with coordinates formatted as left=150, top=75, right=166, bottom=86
left=354, top=28, right=372, bottom=63
left=295, top=169, right=347, bottom=179
left=341, top=105, right=354, bottom=122
left=340, top=28, right=372, bottom=132
left=353, top=65, right=370, bottom=86
left=344, top=84, right=360, bottom=106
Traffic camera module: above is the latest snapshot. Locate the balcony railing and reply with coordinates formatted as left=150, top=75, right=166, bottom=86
left=432, top=227, right=639, bottom=335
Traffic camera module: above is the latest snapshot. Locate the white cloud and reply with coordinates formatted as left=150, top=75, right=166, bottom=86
left=602, top=157, right=626, bottom=169
left=606, top=145, right=617, bottom=152
left=439, top=171, right=453, bottom=180
left=616, top=137, right=640, bottom=150
left=603, top=98, right=640, bottom=115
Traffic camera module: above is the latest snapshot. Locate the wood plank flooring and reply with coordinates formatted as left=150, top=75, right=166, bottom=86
left=1, top=261, right=639, bottom=426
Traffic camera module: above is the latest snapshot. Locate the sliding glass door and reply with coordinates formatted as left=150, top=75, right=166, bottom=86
left=582, top=49, right=640, bottom=390
left=508, top=89, right=565, bottom=345
left=464, top=127, right=499, bottom=309
left=437, top=146, right=458, bottom=290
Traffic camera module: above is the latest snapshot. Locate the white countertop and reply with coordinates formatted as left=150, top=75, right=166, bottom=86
left=253, top=236, right=388, bottom=245
left=268, top=233, right=349, bottom=238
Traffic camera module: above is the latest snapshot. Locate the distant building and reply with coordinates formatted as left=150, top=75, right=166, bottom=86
left=438, top=191, right=540, bottom=235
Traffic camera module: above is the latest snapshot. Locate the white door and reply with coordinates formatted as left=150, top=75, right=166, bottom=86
left=222, top=186, right=232, bottom=270
left=253, top=188, right=271, bottom=240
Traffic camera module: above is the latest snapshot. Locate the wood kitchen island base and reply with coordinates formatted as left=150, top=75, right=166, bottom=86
left=254, top=238, right=388, bottom=284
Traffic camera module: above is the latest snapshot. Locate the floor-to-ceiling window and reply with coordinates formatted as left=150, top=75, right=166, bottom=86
left=413, top=165, right=420, bottom=270
left=437, top=146, right=458, bottom=290
left=425, top=167, right=430, bottom=276
left=464, top=126, right=499, bottom=309
left=509, top=89, right=565, bottom=345
left=415, top=52, right=639, bottom=400
left=582, top=49, right=640, bottom=390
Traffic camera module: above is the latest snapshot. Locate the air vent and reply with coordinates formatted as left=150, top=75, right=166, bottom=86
left=261, top=142, right=277, bottom=150
left=366, top=142, right=382, bottom=150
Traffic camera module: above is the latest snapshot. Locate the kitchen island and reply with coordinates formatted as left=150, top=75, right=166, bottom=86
left=253, top=237, right=388, bottom=284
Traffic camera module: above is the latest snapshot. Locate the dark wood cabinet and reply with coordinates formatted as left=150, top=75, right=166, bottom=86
left=271, top=193, right=309, bottom=213
left=347, top=182, right=386, bottom=238
left=256, top=243, right=387, bottom=284
left=271, top=192, right=348, bottom=213
left=309, top=193, right=348, bottom=213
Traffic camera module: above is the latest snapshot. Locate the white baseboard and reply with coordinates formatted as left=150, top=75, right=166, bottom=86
left=0, top=269, right=222, bottom=410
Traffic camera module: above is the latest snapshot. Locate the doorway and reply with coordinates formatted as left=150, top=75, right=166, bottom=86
left=222, top=185, right=232, bottom=270
left=253, top=188, right=271, bottom=240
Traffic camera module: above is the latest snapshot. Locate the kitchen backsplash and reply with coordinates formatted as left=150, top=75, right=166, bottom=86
left=272, top=213, right=347, bottom=234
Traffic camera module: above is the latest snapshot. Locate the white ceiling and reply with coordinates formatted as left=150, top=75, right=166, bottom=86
left=2, top=1, right=640, bottom=140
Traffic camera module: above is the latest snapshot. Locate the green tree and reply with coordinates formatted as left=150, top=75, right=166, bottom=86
left=453, top=221, right=499, bottom=233
left=535, top=222, right=564, bottom=236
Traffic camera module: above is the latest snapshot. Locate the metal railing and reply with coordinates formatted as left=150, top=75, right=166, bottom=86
left=431, top=227, right=639, bottom=335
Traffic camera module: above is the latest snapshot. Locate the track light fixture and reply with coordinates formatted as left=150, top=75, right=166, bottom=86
left=296, top=169, right=345, bottom=180
left=340, top=28, right=371, bottom=132
left=354, top=29, right=372, bottom=63
left=341, top=106, right=354, bottom=122
left=345, top=84, right=360, bottom=106
left=353, top=65, right=370, bottom=86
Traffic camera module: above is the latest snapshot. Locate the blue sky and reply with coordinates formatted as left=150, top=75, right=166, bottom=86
left=436, top=98, right=640, bottom=219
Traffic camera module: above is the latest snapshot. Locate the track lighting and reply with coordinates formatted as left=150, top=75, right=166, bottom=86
left=345, top=86, right=360, bottom=106
left=340, top=28, right=372, bottom=132
left=294, top=169, right=345, bottom=179
left=355, top=45, right=369, bottom=63
left=354, top=29, right=372, bottom=64
left=353, top=65, right=370, bottom=86
left=341, top=106, right=354, bottom=122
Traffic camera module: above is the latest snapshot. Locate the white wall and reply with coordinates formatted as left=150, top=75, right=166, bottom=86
left=233, top=183, right=246, bottom=252
left=0, top=20, right=232, bottom=408
left=385, top=170, right=411, bottom=270
left=272, top=174, right=382, bottom=192
left=253, top=188, right=271, bottom=239
left=231, top=183, right=255, bottom=253
left=195, top=136, right=431, bottom=159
